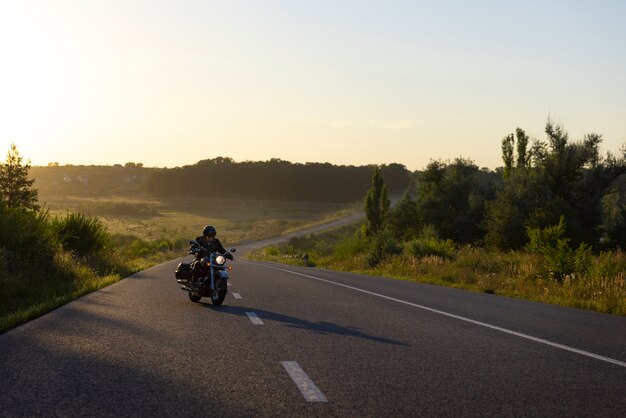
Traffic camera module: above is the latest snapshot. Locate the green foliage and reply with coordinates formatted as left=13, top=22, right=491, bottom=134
left=0, top=143, right=39, bottom=210
left=516, top=128, right=530, bottom=169
left=331, top=231, right=369, bottom=262
left=486, top=120, right=626, bottom=250
left=386, top=191, right=419, bottom=241
left=405, top=225, right=456, bottom=259
left=0, top=206, right=52, bottom=262
left=501, top=128, right=531, bottom=179
left=249, top=221, right=625, bottom=315
left=265, top=246, right=281, bottom=256
left=363, top=166, right=390, bottom=237
left=485, top=160, right=546, bottom=249
left=51, top=212, right=112, bottom=257
left=525, top=216, right=592, bottom=280
left=502, top=133, right=515, bottom=179
left=114, top=235, right=186, bottom=257
left=0, top=204, right=190, bottom=333
left=599, top=179, right=626, bottom=248
left=366, top=227, right=401, bottom=267
left=416, top=158, right=493, bottom=243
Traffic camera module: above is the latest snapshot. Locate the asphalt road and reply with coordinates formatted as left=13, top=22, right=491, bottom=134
left=1, top=223, right=625, bottom=417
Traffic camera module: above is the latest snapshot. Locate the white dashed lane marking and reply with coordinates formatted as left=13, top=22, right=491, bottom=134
left=281, top=361, right=327, bottom=402
left=233, top=293, right=242, bottom=299
left=246, top=312, right=263, bottom=325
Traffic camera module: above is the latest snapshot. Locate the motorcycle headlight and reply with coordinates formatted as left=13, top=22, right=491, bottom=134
left=215, top=255, right=226, bottom=265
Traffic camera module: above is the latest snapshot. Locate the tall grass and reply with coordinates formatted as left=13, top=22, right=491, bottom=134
left=0, top=206, right=188, bottom=333
left=51, top=212, right=113, bottom=256
left=251, top=224, right=626, bottom=315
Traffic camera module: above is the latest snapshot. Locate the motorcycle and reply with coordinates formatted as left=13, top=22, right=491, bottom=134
left=175, top=240, right=236, bottom=305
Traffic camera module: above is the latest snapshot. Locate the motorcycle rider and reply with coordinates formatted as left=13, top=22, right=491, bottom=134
left=191, top=225, right=233, bottom=283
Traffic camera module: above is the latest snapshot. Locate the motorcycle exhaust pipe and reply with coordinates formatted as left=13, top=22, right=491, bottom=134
left=180, top=286, right=193, bottom=291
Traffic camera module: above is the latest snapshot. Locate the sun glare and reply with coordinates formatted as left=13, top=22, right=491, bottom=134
left=0, top=3, right=80, bottom=162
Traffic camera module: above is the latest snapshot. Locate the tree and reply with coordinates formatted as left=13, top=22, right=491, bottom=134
left=485, top=120, right=622, bottom=249
left=387, top=191, right=419, bottom=241
left=416, top=158, right=489, bottom=243
left=502, top=133, right=514, bottom=179
left=363, top=166, right=390, bottom=237
left=0, top=143, right=39, bottom=210
left=516, top=128, right=530, bottom=169
left=501, top=128, right=531, bottom=179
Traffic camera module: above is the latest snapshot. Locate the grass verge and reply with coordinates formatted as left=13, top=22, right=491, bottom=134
left=249, top=224, right=626, bottom=315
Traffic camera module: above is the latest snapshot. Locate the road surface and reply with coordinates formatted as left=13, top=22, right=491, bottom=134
left=1, top=218, right=625, bottom=417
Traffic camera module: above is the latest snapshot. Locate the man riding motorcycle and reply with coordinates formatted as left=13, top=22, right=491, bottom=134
left=191, top=225, right=233, bottom=283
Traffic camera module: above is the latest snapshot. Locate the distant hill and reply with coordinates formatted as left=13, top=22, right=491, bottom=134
left=30, top=159, right=412, bottom=203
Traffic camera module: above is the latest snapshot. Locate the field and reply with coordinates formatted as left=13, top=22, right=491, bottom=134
left=40, top=193, right=360, bottom=246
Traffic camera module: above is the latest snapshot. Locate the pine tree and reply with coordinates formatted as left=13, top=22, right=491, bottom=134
left=0, top=143, right=39, bottom=210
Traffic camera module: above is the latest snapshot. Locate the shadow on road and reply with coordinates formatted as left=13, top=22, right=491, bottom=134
left=204, top=304, right=407, bottom=347
left=0, top=310, right=235, bottom=417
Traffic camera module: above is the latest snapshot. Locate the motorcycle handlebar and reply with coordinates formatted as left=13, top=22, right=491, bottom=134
left=188, top=246, right=236, bottom=259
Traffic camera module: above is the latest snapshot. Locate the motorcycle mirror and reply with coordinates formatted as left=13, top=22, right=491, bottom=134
left=230, top=248, right=237, bottom=252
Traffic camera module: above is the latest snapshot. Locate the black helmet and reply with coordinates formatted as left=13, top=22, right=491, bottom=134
left=203, top=225, right=217, bottom=238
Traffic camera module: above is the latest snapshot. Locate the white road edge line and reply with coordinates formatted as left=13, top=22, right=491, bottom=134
left=233, top=293, right=242, bottom=299
left=246, top=312, right=263, bottom=325
left=242, top=260, right=626, bottom=369
left=281, top=361, right=328, bottom=402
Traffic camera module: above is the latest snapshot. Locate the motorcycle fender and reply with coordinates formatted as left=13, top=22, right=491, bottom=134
left=218, top=270, right=229, bottom=281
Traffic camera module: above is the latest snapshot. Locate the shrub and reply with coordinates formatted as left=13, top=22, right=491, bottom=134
left=265, top=246, right=281, bottom=256
left=0, top=206, right=52, bottom=261
left=367, top=227, right=402, bottom=267
left=51, top=212, right=112, bottom=257
left=525, top=216, right=592, bottom=280
left=405, top=225, right=456, bottom=260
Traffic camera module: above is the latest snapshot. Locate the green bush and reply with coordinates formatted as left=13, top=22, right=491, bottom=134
left=51, top=212, right=112, bottom=257
left=113, top=235, right=189, bottom=258
left=405, top=225, right=456, bottom=260
left=367, top=227, right=402, bottom=267
left=0, top=206, right=49, bottom=248
left=265, top=246, right=281, bottom=256
left=525, top=216, right=593, bottom=280
left=0, top=206, right=53, bottom=261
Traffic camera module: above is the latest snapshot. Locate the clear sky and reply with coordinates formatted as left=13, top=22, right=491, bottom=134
left=0, top=0, right=624, bottom=170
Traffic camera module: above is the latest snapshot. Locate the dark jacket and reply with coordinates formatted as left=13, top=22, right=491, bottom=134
left=195, top=236, right=228, bottom=254
left=191, top=236, right=232, bottom=280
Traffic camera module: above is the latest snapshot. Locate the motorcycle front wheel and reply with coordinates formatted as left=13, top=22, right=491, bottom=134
left=210, top=279, right=228, bottom=306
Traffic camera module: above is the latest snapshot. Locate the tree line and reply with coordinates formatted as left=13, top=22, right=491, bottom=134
left=146, top=158, right=411, bottom=203
left=373, top=121, right=626, bottom=257
left=30, top=164, right=154, bottom=197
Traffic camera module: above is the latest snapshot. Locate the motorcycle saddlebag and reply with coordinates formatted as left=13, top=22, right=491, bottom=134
left=175, top=262, right=192, bottom=281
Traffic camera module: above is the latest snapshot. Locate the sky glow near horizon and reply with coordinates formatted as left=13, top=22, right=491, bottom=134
left=0, top=0, right=624, bottom=170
